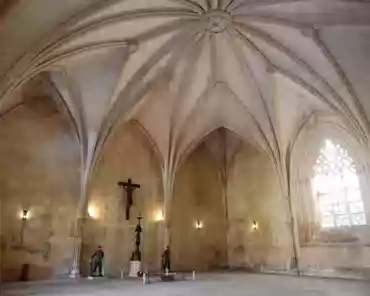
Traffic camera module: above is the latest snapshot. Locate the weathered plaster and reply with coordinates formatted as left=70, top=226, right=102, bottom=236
left=81, top=121, right=163, bottom=277
left=227, top=143, right=293, bottom=271
left=0, top=95, right=80, bottom=281
left=171, top=143, right=227, bottom=271
left=291, top=121, right=370, bottom=276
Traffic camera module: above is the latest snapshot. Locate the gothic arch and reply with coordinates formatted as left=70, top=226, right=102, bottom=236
left=0, top=72, right=79, bottom=140
left=83, top=119, right=164, bottom=276
left=89, top=119, right=164, bottom=185
left=290, top=114, right=369, bottom=180
left=176, top=125, right=262, bottom=174
left=0, top=72, right=81, bottom=281
left=289, top=113, right=370, bottom=249
left=170, top=127, right=229, bottom=271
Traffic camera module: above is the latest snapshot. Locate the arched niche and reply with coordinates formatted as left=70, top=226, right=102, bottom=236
left=83, top=120, right=163, bottom=277
left=226, top=140, right=293, bottom=271
left=170, top=128, right=231, bottom=271
left=290, top=118, right=370, bottom=274
left=0, top=74, right=81, bottom=281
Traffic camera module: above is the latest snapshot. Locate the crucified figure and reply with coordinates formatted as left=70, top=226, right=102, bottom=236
left=118, top=178, right=140, bottom=220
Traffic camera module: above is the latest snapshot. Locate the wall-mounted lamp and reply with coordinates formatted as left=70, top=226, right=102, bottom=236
left=195, top=220, right=204, bottom=230
left=251, top=221, right=258, bottom=231
left=88, top=204, right=99, bottom=219
left=19, top=209, right=30, bottom=245
left=154, top=209, right=164, bottom=222
left=19, top=209, right=29, bottom=220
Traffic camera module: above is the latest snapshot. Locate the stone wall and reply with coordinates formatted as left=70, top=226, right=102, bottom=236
left=291, top=132, right=370, bottom=277
left=82, top=122, right=163, bottom=277
left=227, top=143, right=293, bottom=271
left=171, top=143, right=228, bottom=271
left=0, top=96, right=80, bottom=281
left=2, top=95, right=370, bottom=281
left=294, top=174, right=370, bottom=276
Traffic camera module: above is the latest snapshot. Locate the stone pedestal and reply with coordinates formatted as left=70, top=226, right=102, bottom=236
left=160, top=273, right=175, bottom=282
left=129, top=260, right=141, bottom=277
left=69, top=267, right=80, bottom=278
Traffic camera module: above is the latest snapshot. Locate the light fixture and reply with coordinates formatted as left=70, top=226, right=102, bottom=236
left=87, top=204, right=99, bottom=219
left=252, top=221, right=258, bottom=231
left=195, top=220, right=204, bottom=229
left=19, top=209, right=29, bottom=220
left=154, top=209, right=164, bottom=222
left=19, top=209, right=30, bottom=245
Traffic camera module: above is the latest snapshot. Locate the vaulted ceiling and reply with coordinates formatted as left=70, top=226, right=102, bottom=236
left=1, top=0, right=370, bottom=188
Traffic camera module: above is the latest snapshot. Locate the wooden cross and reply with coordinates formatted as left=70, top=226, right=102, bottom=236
left=118, top=178, right=141, bottom=220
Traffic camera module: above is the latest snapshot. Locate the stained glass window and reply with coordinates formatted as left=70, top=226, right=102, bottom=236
left=312, top=140, right=366, bottom=228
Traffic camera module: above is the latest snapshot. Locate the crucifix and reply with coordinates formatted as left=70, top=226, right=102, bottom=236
left=118, top=178, right=141, bottom=220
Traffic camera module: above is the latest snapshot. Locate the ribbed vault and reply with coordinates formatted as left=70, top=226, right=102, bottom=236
left=1, top=0, right=370, bottom=217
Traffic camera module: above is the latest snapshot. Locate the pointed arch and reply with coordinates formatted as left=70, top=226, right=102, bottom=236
left=176, top=125, right=261, bottom=172
left=0, top=70, right=82, bottom=280
left=312, top=139, right=366, bottom=228
left=289, top=113, right=369, bottom=178
left=287, top=113, right=369, bottom=238
left=39, top=72, right=82, bottom=144
left=0, top=71, right=81, bottom=146
left=89, top=119, right=164, bottom=189
left=128, top=119, right=165, bottom=168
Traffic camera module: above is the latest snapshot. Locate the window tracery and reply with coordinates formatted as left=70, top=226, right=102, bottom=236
left=312, top=140, right=366, bottom=228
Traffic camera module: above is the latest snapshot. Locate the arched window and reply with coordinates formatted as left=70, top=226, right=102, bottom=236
left=312, top=140, right=366, bottom=228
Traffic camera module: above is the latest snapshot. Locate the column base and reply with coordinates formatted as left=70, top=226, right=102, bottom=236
left=69, top=268, right=80, bottom=278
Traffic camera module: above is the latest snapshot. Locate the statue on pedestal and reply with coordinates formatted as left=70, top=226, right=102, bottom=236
left=89, top=245, right=104, bottom=277
left=131, top=216, right=142, bottom=261
left=129, top=216, right=142, bottom=277
left=160, top=245, right=175, bottom=281
left=161, top=245, right=171, bottom=273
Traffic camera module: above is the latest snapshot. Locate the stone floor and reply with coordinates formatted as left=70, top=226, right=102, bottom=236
left=2, top=273, right=369, bottom=296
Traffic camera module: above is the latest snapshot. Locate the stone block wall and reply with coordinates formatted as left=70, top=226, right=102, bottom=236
left=227, top=144, right=293, bottom=271
left=171, top=143, right=228, bottom=271
left=291, top=134, right=370, bottom=277
left=1, top=95, right=370, bottom=281
left=0, top=96, right=80, bottom=281
left=81, top=122, right=163, bottom=277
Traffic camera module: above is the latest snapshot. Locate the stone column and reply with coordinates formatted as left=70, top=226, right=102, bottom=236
left=161, top=185, right=172, bottom=273
left=219, top=169, right=230, bottom=268
left=163, top=197, right=172, bottom=248
left=162, top=170, right=174, bottom=248
left=280, top=164, right=301, bottom=274
left=286, top=172, right=302, bottom=274
left=70, top=168, right=90, bottom=278
left=164, top=221, right=171, bottom=248
left=287, top=193, right=301, bottom=274
left=69, top=216, right=86, bottom=278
